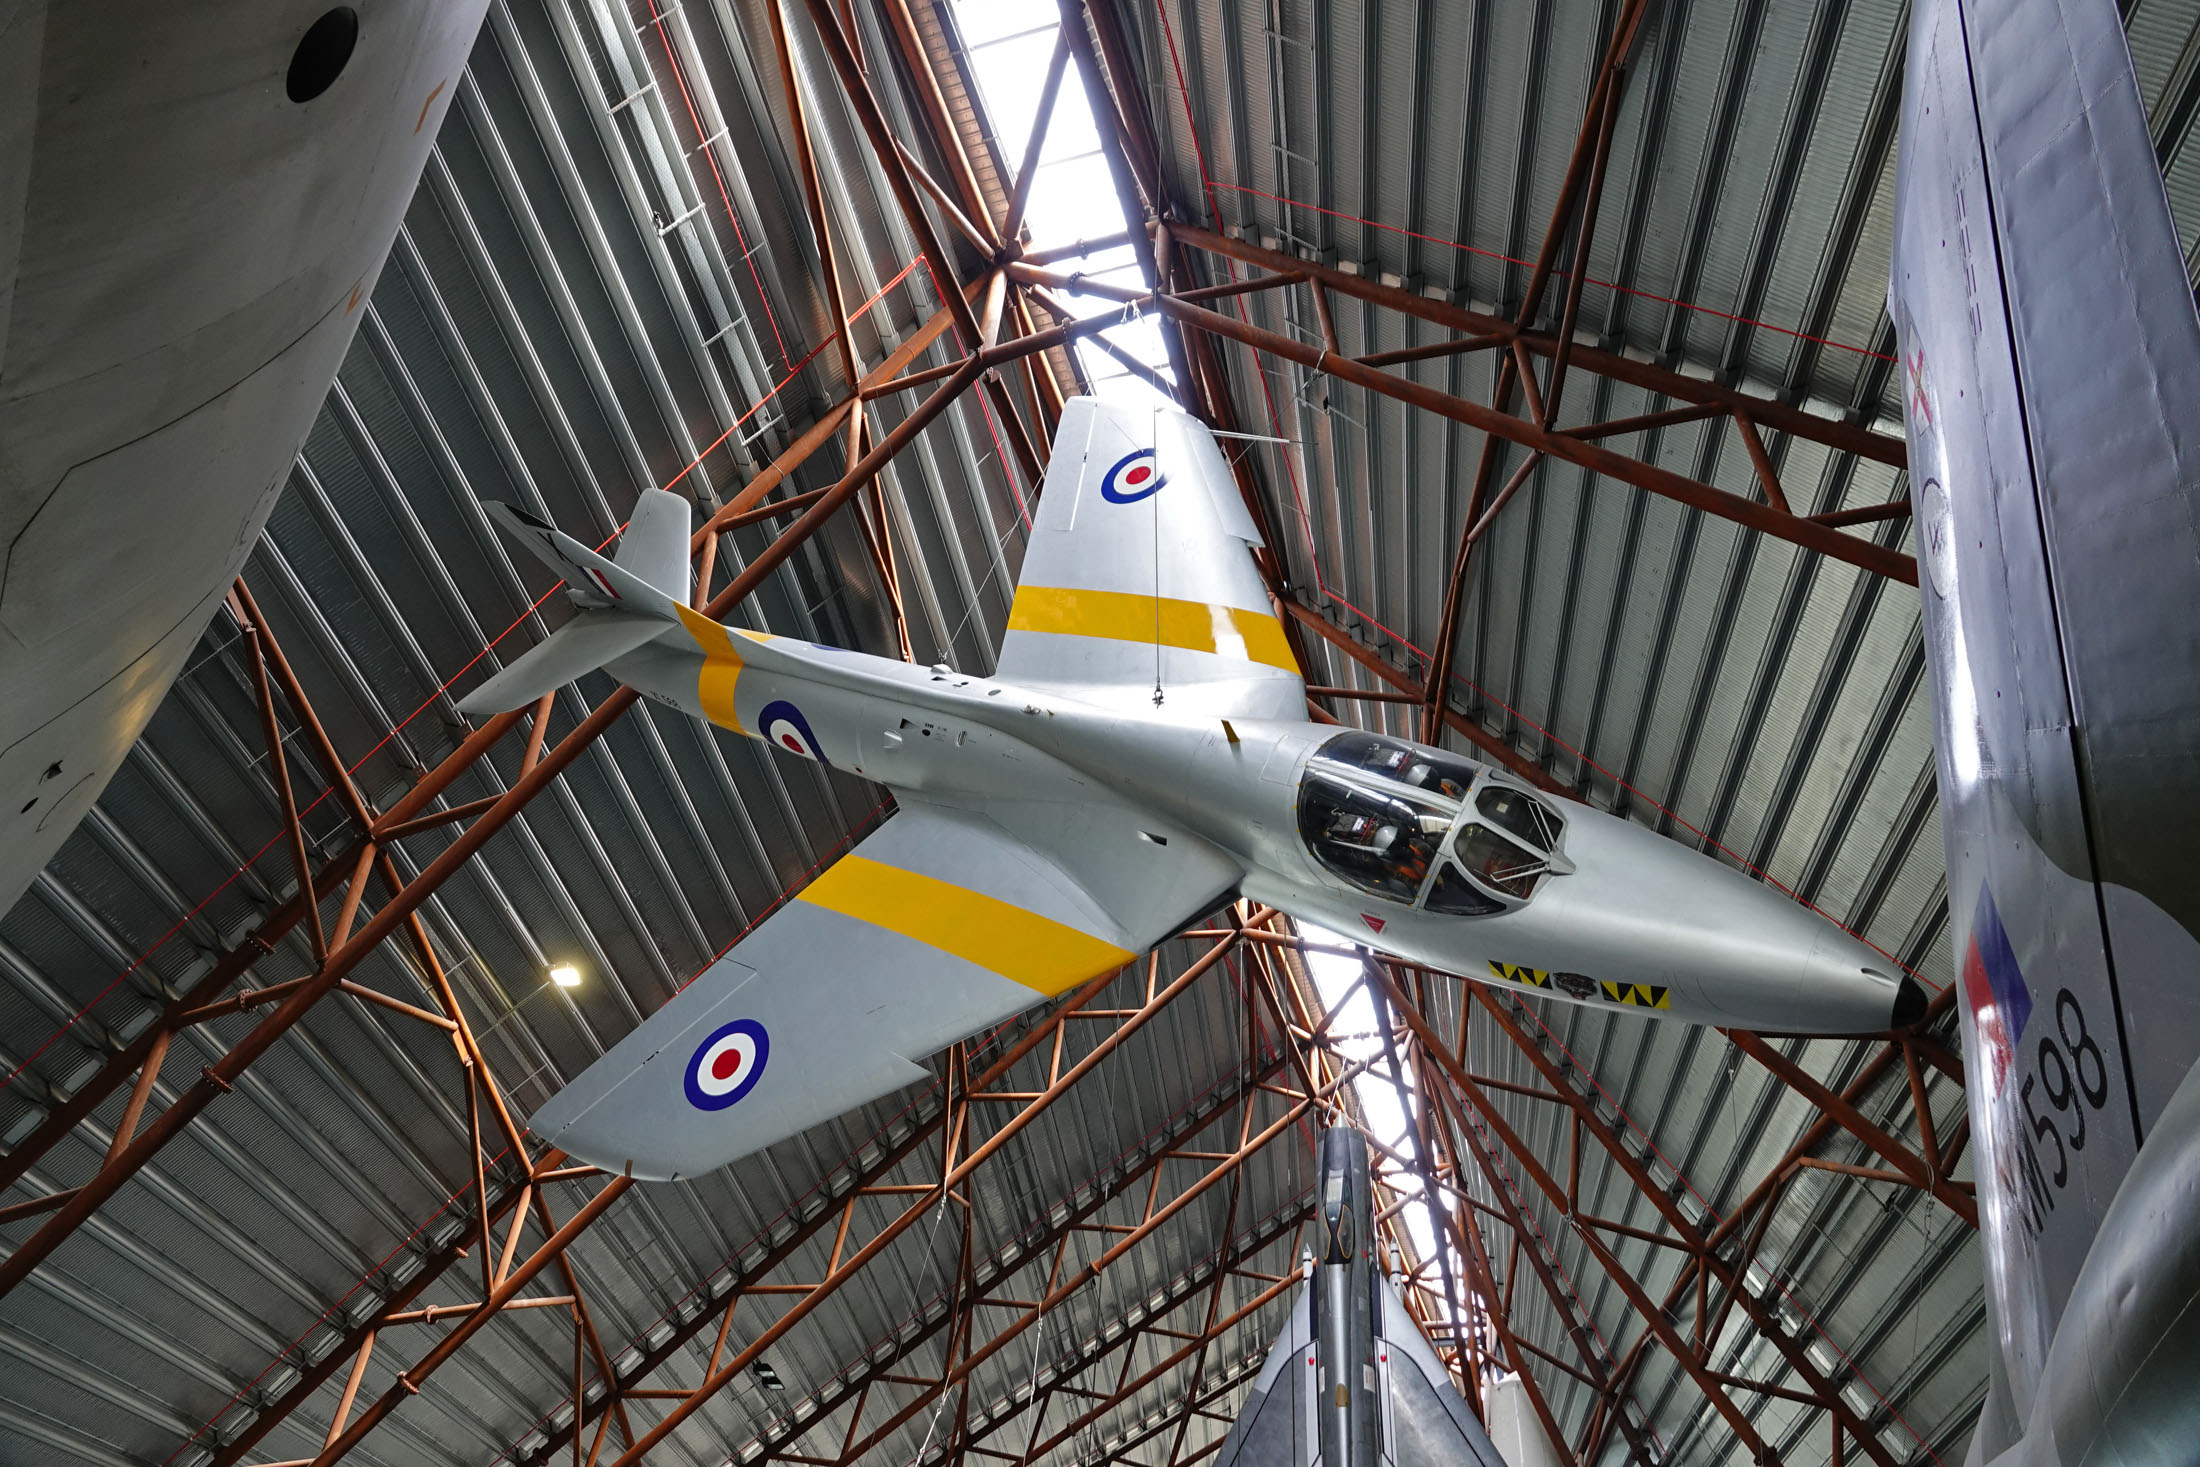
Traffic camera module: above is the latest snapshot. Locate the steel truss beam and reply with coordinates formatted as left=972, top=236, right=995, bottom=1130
left=523, top=938, right=1293, bottom=1464
left=1396, top=962, right=1963, bottom=1467
left=590, top=991, right=1335, bottom=1464
left=225, top=924, right=1275, bottom=1466
left=1202, top=917, right=1966, bottom=1467
left=0, top=10, right=1966, bottom=1467
left=1247, top=924, right=1625, bottom=1467
left=1004, top=250, right=1914, bottom=589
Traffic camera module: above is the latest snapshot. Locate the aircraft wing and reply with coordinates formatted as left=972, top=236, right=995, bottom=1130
left=528, top=798, right=1235, bottom=1180
left=996, top=397, right=1305, bottom=719
left=1210, top=1272, right=1508, bottom=1467
left=1376, top=1272, right=1509, bottom=1467
left=1209, top=1279, right=1314, bottom=1467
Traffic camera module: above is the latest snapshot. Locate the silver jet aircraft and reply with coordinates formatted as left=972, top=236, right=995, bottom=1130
left=1208, top=1126, right=1508, bottom=1467
left=0, top=2, right=490, bottom=914
left=462, top=396, right=1919, bottom=1182
left=1889, top=0, right=2200, bottom=1462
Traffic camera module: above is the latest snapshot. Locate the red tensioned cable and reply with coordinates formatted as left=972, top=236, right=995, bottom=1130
left=1143, top=0, right=1926, bottom=989
left=1507, top=996, right=1946, bottom=1465
left=637, top=3, right=794, bottom=373
left=4, top=257, right=928, bottom=1098
left=486, top=1013, right=1305, bottom=1466
left=1210, top=181, right=1896, bottom=363
left=1146, top=3, right=1889, bottom=365
left=923, top=256, right=1035, bottom=530
left=162, top=799, right=897, bottom=1465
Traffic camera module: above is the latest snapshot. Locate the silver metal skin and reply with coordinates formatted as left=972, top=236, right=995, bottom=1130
left=1019, top=710, right=1918, bottom=1035
left=0, top=2, right=491, bottom=916
left=1207, top=1128, right=1508, bottom=1467
left=478, top=398, right=1917, bottom=1184
left=1316, top=1128, right=1383, bottom=1467
left=1889, top=0, right=2200, bottom=1462
left=603, top=636, right=1917, bottom=1036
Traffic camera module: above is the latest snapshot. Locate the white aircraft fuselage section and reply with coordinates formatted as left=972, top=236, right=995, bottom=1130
left=608, top=629, right=1912, bottom=1036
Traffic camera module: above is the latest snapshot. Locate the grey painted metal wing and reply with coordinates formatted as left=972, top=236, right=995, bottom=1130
left=529, top=796, right=1236, bottom=1180
left=1212, top=1282, right=1318, bottom=1467
left=1377, top=1272, right=1508, bottom=1467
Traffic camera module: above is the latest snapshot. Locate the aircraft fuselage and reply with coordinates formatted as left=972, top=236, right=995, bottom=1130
left=608, top=627, right=1917, bottom=1035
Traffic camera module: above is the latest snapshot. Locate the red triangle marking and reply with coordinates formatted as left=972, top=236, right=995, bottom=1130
left=1361, top=914, right=1386, bottom=934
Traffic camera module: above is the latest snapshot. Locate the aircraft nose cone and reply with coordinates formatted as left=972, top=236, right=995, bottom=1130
left=1890, top=973, right=1928, bottom=1028
left=1546, top=807, right=1908, bottom=1032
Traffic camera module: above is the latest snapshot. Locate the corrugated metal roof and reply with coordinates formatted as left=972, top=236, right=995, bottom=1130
left=5, top=1, right=2200, bottom=1465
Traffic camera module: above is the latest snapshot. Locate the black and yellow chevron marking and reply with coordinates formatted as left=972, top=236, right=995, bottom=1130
left=1600, top=980, right=1671, bottom=1010
left=1488, top=961, right=1549, bottom=989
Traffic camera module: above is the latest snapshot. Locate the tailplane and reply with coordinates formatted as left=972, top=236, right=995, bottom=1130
left=456, top=490, right=693, bottom=715
left=490, top=488, right=691, bottom=618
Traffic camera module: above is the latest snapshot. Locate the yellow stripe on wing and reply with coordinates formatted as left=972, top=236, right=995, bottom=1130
left=1006, top=585, right=1296, bottom=672
left=674, top=604, right=745, bottom=732
left=797, top=855, right=1134, bottom=996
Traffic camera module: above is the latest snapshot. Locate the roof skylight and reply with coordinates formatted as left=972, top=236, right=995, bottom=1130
left=949, top=1, right=1176, bottom=411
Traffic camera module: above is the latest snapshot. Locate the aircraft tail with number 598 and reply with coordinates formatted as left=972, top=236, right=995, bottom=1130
left=1888, top=0, right=2200, bottom=1462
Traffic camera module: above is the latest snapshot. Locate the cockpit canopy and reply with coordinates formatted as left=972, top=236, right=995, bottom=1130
left=1296, top=731, right=1569, bottom=914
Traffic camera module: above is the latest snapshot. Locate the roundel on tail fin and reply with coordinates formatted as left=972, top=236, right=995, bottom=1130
left=1099, top=448, right=1167, bottom=503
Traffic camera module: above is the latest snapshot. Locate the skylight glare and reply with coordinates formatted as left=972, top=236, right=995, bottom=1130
left=1301, top=925, right=1486, bottom=1360
left=949, top=1, right=1176, bottom=411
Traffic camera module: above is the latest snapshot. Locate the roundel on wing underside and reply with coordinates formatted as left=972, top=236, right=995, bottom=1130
left=758, top=699, right=828, bottom=764
left=685, top=1019, right=770, bottom=1110
left=1099, top=448, right=1168, bottom=503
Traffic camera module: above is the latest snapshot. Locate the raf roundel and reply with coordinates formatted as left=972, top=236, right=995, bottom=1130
left=758, top=699, right=828, bottom=764
left=1098, top=447, right=1168, bottom=504
left=685, top=1019, right=770, bottom=1111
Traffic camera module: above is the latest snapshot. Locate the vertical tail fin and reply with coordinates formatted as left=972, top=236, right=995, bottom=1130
left=614, top=488, right=692, bottom=602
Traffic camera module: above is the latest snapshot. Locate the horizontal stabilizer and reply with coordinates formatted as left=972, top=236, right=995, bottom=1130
left=462, top=490, right=741, bottom=715
left=454, top=610, right=668, bottom=715
left=1210, top=1281, right=1313, bottom=1467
